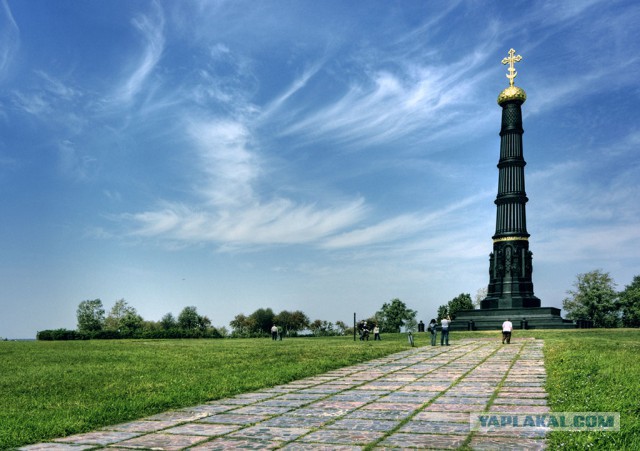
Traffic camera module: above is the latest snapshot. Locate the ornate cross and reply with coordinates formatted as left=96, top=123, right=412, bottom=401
left=501, top=48, right=522, bottom=87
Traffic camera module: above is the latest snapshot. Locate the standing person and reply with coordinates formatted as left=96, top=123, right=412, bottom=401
left=440, top=316, right=451, bottom=346
left=502, top=318, right=513, bottom=344
left=428, top=318, right=437, bottom=346
left=373, top=324, right=381, bottom=341
left=271, top=324, right=278, bottom=341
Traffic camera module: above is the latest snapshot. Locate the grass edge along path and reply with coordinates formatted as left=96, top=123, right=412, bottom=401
left=0, top=335, right=410, bottom=449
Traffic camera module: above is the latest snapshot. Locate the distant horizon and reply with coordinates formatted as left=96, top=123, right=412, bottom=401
left=1, top=0, right=639, bottom=339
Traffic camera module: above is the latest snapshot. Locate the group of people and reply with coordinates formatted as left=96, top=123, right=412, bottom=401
left=357, top=320, right=381, bottom=341
left=273, top=317, right=514, bottom=344
left=427, top=316, right=451, bottom=346
left=426, top=317, right=515, bottom=345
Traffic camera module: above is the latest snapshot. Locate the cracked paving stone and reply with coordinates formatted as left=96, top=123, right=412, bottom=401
left=52, top=431, right=140, bottom=445
left=260, top=414, right=330, bottom=428
left=231, top=405, right=293, bottom=415
left=114, top=433, right=207, bottom=450
left=227, top=425, right=311, bottom=441
left=326, top=418, right=400, bottom=432
left=198, top=413, right=270, bottom=424
left=280, top=444, right=362, bottom=450
left=144, top=410, right=210, bottom=422
left=102, top=419, right=181, bottom=433
left=189, top=438, right=280, bottom=450
left=162, top=423, right=241, bottom=436
left=398, top=420, right=471, bottom=434
left=18, top=445, right=96, bottom=451
left=296, top=429, right=384, bottom=445
left=344, top=409, right=414, bottom=421
left=380, top=432, right=467, bottom=449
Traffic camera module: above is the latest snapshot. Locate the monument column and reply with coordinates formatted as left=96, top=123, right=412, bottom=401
left=481, top=49, right=541, bottom=309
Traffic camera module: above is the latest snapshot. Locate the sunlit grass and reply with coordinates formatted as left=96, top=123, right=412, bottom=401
left=2, top=329, right=638, bottom=449
left=0, top=335, right=410, bottom=449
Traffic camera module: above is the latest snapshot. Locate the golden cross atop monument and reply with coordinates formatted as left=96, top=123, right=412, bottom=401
left=501, top=48, right=522, bottom=87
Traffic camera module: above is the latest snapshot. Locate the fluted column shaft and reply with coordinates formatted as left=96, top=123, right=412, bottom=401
left=481, top=98, right=541, bottom=309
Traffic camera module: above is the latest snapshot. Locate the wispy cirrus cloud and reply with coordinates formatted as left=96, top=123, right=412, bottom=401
left=322, top=190, right=491, bottom=250
left=0, top=0, right=19, bottom=80
left=273, top=48, right=497, bottom=151
left=129, top=197, right=367, bottom=247
left=126, top=114, right=368, bottom=248
left=112, top=5, right=165, bottom=104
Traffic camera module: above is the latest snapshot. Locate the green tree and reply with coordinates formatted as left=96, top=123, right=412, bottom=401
left=105, top=299, right=142, bottom=333
left=160, top=313, right=177, bottom=330
left=375, top=298, right=417, bottom=333
left=178, top=306, right=200, bottom=330
left=76, top=299, right=105, bottom=332
left=248, top=308, right=275, bottom=334
left=309, top=319, right=334, bottom=336
left=620, top=275, right=640, bottom=327
left=447, top=293, right=474, bottom=319
left=275, top=310, right=309, bottom=336
left=563, top=270, right=619, bottom=328
left=335, top=320, right=349, bottom=335
left=198, top=315, right=212, bottom=331
left=437, top=304, right=448, bottom=321
left=230, top=313, right=255, bottom=336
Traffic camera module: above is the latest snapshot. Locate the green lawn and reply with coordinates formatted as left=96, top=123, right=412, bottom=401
left=0, top=335, right=410, bottom=449
left=1, top=329, right=639, bottom=449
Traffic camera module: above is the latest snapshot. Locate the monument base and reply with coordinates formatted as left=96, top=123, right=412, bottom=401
left=449, top=307, right=577, bottom=331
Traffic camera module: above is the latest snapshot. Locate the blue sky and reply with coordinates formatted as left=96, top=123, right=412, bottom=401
left=1, top=0, right=639, bottom=338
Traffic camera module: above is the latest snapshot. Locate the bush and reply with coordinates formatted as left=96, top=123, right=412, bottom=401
left=37, top=329, right=89, bottom=341
left=36, top=327, right=225, bottom=340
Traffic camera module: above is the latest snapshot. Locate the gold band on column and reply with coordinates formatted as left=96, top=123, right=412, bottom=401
left=493, top=236, right=529, bottom=243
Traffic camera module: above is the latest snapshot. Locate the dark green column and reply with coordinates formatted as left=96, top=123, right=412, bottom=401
left=481, top=85, right=541, bottom=309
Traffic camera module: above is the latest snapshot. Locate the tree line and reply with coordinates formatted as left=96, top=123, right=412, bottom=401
left=36, top=297, right=426, bottom=340
left=36, top=269, right=640, bottom=340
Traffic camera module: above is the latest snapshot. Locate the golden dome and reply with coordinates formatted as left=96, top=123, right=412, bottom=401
left=497, top=85, right=527, bottom=105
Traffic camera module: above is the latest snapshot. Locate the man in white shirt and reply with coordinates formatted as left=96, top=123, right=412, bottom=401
left=440, top=316, right=451, bottom=346
left=502, top=318, right=513, bottom=344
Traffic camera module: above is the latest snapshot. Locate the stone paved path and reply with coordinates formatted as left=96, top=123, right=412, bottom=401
left=20, top=338, right=549, bottom=450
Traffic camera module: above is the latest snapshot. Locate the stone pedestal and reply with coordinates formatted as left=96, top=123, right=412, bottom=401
left=449, top=307, right=576, bottom=331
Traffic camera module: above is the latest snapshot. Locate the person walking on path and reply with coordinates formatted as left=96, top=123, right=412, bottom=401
left=440, top=316, right=451, bottom=346
left=373, top=324, right=381, bottom=340
left=271, top=324, right=278, bottom=340
left=502, top=318, right=513, bottom=344
left=428, top=318, right=437, bottom=346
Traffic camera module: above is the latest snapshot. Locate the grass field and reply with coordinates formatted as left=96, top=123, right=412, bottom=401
left=0, top=334, right=411, bottom=448
left=1, top=329, right=639, bottom=449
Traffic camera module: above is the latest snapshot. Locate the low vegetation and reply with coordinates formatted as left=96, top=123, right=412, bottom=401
left=0, top=334, right=410, bottom=449
left=2, top=329, right=638, bottom=450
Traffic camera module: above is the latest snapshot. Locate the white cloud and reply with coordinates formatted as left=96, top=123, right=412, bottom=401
left=129, top=197, right=367, bottom=247
left=113, top=5, right=165, bottom=104
left=188, top=119, right=258, bottom=207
